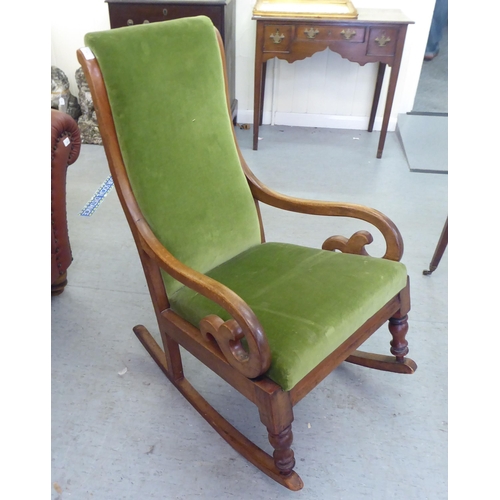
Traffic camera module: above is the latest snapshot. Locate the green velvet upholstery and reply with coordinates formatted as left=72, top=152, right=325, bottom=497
left=84, top=17, right=408, bottom=392
left=171, top=243, right=407, bottom=390
left=84, top=17, right=262, bottom=294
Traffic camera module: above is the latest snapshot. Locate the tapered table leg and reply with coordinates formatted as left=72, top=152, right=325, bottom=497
left=423, top=218, right=448, bottom=275
left=368, top=63, right=386, bottom=132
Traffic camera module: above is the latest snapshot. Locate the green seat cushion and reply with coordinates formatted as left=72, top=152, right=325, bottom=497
left=84, top=17, right=261, bottom=295
left=170, top=242, right=408, bottom=390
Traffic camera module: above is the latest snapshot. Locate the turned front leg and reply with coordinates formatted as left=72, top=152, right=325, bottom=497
left=389, top=279, right=411, bottom=362
left=257, top=389, right=296, bottom=476
left=389, top=313, right=409, bottom=362
left=268, top=425, right=295, bottom=476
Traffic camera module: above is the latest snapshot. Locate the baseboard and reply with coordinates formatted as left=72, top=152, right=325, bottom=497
left=236, top=110, right=398, bottom=132
left=407, top=111, right=448, bottom=117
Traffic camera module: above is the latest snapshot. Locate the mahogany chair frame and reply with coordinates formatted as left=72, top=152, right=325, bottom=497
left=77, top=28, right=416, bottom=491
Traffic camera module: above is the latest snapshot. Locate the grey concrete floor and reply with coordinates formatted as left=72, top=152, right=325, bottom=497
left=52, top=125, right=447, bottom=499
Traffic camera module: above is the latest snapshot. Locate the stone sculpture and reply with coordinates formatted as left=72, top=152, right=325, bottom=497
left=75, top=67, right=103, bottom=145
left=51, top=66, right=81, bottom=121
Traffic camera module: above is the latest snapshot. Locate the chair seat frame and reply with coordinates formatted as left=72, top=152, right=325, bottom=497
left=77, top=28, right=416, bottom=490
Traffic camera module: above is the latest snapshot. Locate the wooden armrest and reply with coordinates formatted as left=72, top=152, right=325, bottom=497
left=134, top=216, right=271, bottom=379
left=244, top=168, right=404, bottom=262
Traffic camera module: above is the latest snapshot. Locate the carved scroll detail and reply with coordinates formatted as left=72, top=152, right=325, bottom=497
left=200, top=315, right=267, bottom=378
left=322, top=230, right=374, bottom=255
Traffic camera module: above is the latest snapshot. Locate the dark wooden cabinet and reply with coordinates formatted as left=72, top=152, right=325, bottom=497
left=106, top=0, right=237, bottom=120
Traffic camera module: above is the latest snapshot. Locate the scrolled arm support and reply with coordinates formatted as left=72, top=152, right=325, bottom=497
left=200, top=315, right=268, bottom=378
left=322, top=230, right=374, bottom=255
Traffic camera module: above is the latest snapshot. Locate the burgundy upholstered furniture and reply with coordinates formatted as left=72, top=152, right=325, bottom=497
left=51, top=109, right=81, bottom=295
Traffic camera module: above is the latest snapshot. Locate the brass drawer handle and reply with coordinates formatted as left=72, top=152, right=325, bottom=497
left=270, top=29, right=285, bottom=44
left=163, top=8, right=168, bottom=16
left=375, top=34, right=391, bottom=47
left=143, top=20, right=150, bottom=24
left=127, top=19, right=134, bottom=25
left=304, top=28, right=319, bottom=39
left=341, top=29, right=356, bottom=40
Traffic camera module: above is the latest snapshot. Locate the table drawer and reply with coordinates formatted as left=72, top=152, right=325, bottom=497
left=108, top=3, right=224, bottom=31
left=367, top=27, right=398, bottom=56
left=263, top=24, right=294, bottom=52
left=296, top=25, right=365, bottom=43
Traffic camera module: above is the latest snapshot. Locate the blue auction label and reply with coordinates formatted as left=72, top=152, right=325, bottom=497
left=80, top=176, right=114, bottom=217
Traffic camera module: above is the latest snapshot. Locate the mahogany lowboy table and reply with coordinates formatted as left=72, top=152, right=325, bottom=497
left=252, top=8, right=414, bottom=158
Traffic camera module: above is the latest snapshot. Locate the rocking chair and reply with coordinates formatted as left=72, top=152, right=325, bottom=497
left=77, top=16, right=416, bottom=490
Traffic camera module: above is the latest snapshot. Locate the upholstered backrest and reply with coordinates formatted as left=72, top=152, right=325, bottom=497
left=84, top=16, right=261, bottom=294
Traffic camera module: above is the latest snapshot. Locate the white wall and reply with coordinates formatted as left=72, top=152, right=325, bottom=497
left=51, top=0, right=110, bottom=86
left=51, top=0, right=436, bottom=130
